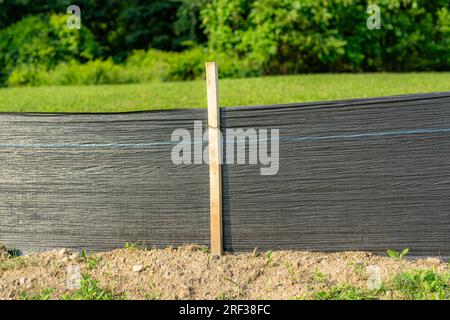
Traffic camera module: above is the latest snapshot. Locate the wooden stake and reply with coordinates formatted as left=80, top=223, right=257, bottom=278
left=206, top=62, right=223, bottom=256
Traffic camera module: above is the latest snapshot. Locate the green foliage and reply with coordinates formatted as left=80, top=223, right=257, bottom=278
left=387, top=248, right=409, bottom=259
left=1, top=0, right=448, bottom=86
left=175, top=0, right=209, bottom=45
left=215, top=292, right=234, bottom=300
left=201, top=0, right=450, bottom=74
left=392, top=269, right=450, bottom=300
left=266, top=250, right=273, bottom=264
left=0, top=14, right=101, bottom=84
left=7, top=47, right=260, bottom=86
left=81, top=250, right=100, bottom=270
left=124, top=242, right=139, bottom=250
left=315, top=269, right=450, bottom=300
left=127, top=47, right=260, bottom=81
left=315, top=284, right=382, bottom=300
left=0, top=1, right=190, bottom=58
left=62, top=273, right=116, bottom=300
left=0, top=256, right=26, bottom=271
left=19, top=288, right=54, bottom=300
left=312, top=270, right=326, bottom=283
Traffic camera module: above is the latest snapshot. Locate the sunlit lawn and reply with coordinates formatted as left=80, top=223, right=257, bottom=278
left=0, top=72, right=449, bottom=113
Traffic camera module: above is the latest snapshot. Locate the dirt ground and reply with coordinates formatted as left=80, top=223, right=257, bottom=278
left=0, top=243, right=449, bottom=300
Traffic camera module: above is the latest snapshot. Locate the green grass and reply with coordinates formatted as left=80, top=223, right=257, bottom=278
left=81, top=249, right=100, bottom=270
left=313, top=269, right=450, bottom=300
left=0, top=73, right=449, bottom=113
left=0, top=256, right=26, bottom=271
left=392, top=269, right=450, bottom=300
left=314, top=284, right=382, bottom=300
left=61, top=273, right=118, bottom=300
left=19, top=288, right=55, bottom=300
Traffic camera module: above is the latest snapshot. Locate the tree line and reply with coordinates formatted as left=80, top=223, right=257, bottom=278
left=0, top=0, right=448, bottom=86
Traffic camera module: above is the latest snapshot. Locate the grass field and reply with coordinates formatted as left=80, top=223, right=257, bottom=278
left=0, top=72, right=449, bottom=113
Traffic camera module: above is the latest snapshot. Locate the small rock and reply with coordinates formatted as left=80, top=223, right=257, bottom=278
left=17, top=277, right=33, bottom=289
left=61, top=257, right=69, bottom=263
left=132, top=264, right=143, bottom=273
left=19, top=277, right=27, bottom=285
left=355, top=260, right=365, bottom=266
left=177, top=287, right=191, bottom=299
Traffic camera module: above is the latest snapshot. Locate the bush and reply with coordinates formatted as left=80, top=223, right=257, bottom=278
left=201, top=0, right=450, bottom=73
left=127, top=47, right=261, bottom=81
left=0, top=14, right=101, bottom=85
left=6, top=47, right=261, bottom=87
left=8, top=60, right=149, bottom=86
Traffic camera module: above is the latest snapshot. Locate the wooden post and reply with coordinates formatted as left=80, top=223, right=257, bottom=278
left=206, top=62, right=223, bottom=256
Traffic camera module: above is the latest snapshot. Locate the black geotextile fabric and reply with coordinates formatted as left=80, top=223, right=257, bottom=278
left=0, top=92, right=449, bottom=255
left=0, top=110, right=210, bottom=253
left=221, top=92, right=450, bottom=256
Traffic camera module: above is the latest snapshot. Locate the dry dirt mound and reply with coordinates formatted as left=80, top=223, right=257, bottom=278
left=0, top=244, right=448, bottom=300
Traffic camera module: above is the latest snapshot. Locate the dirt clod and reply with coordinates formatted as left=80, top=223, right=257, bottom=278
left=132, top=265, right=143, bottom=273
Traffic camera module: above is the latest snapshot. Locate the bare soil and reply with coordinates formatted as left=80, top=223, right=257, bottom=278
left=0, top=244, right=448, bottom=300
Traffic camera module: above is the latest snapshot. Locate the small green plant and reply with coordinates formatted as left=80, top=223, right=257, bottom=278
left=0, top=256, right=26, bottom=271
left=312, top=270, right=325, bottom=283
left=124, top=242, right=138, bottom=250
left=144, top=291, right=161, bottom=300
left=124, top=241, right=149, bottom=251
left=215, top=292, right=233, bottom=300
left=266, top=251, right=273, bottom=264
left=387, top=248, right=409, bottom=259
left=81, top=250, right=100, bottom=270
left=284, top=261, right=299, bottom=284
left=392, top=269, right=450, bottom=300
left=200, top=247, right=211, bottom=254
left=62, top=273, right=115, bottom=300
left=19, top=288, right=54, bottom=300
left=353, top=264, right=365, bottom=278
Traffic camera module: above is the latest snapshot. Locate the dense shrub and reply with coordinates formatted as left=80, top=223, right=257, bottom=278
left=127, top=47, right=261, bottom=80
left=7, top=48, right=260, bottom=86
left=201, top=0, right=450, bottom=73
left=2, top=0, right=449, bottom=86
left=0, top=14, right=101, bottom=84
left=0, top=0, right=207, bottom=61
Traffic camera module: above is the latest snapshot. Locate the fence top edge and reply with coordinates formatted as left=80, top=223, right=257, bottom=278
left=222, top=91, right=450, bottom=113
left=0, top=91, right=449, bottom=118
